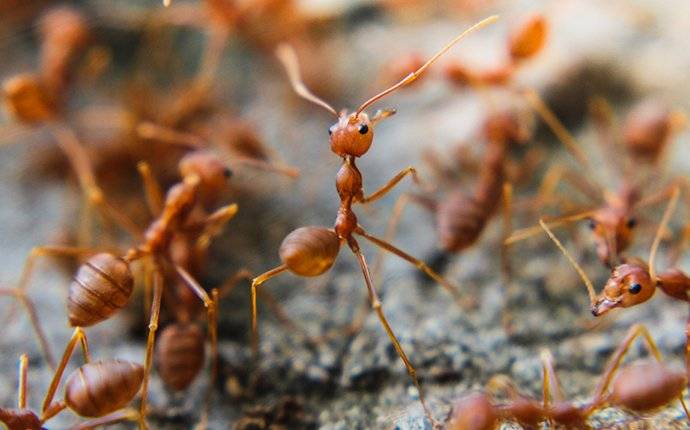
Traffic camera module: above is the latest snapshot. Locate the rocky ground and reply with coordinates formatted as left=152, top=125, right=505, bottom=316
left=1, top=0, right=690, bottom=429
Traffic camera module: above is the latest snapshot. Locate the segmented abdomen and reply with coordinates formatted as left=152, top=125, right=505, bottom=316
left=64, top=359, right=144, bottom=417
left=67, top=253, right=133, bottom=327
left=436, top=192, right=489, bottom=253
left=156, top=322, right=206, bottom=391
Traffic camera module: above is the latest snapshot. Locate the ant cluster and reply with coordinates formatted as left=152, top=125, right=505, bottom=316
left=0, top=2, right=688, bottom=429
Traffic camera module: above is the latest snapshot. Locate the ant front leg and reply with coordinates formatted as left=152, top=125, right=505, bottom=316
left=70, top=408, right=140, bottom=430
left=137, top=162, right=164, bottom=217
left=359, top=166, right=425, bottom=205
left=194, top=203, right=239, bottom=251
left=346, top=237, right=437, bottom=427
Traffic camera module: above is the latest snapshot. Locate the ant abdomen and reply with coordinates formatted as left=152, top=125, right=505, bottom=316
left=0, top=409, right=41, bottom=430
left=64, top=359, right=144, bottom=417
left=279, top=227, right=340, bottom=276
left=608, top=361, right=687, bottom=412
left=67, top=253, right=133, bottom=327
left=446, top=392, right=498, bottom=430
left=436, top=192, right=488, bottom=253
left=156, top=322, right=206, bottom=391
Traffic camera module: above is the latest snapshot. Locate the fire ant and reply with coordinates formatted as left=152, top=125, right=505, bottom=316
left=541, top=187, right=690, bottom=377
left=248, top=16, right=498, bottom=425
left=1, top=149, right=246, bottom=428
left=446, top=324, right=689, bottom=430
left=504, top=92, right=689, bottom=269
left=0, top=328, right=144, bottom=430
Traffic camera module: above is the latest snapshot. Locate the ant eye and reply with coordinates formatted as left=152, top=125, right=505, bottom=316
left=629, top=283, right=642, bottom=294
left=223, top=168, right=232, bottom=178
left=627, top=218, right=637, bottom=228
left=328, top=126, right=335, bottom=136
left=588, top=219, right=596, bottom=230
left=358, top=124, right=369, bottom=134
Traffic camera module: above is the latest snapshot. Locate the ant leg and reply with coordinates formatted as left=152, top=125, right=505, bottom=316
left=346, top=237, right=437, bottom=427
left=354, top=226, right=464, bottom=306
left=591, top=324, right=662, bottom=403
left=139, top=268, right=163, bottom=430
left=527, top=162, right=602, bottom=211
left=360, top=166, right=425, bottom=204
left=49, top=125, right=143, bottom=241
left=504, top=209, right=596, bottom=246
left=136, top=122, right=205, bottom=149
left=249, top=265, right=289, bottom=363
left=2, top=245, right=95, bottom=368
left=501, top=182, right=513, bottom=280
left=137, top=162, right=164, bottom=217
left=69, top=408, right=140, bottom=430
left=194, top=203, right=239, bottom=251
left=217, top=269, right=254, bottom=299
left=18, top=354, right=28, bottom=409
left=41, top=327, right=89, bottom=418
left=0, top=288, right=55, bottom=370
left=370, top=193, right=437, bottom=286
left=539, top=349, right=564, bottom=406
left=486, top=374, right=521, bottom=399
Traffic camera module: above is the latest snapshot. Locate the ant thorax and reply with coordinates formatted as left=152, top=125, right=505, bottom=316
left=329, top=112, right=373, bottom=157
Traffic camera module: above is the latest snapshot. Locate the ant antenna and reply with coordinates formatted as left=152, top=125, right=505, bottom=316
left=275, top=44, right=339, bottom=118
left=648, top=186, right=680, bottom=281
left=354, top=15, right=499, bottom=117
left=539, top=218, right=596, bottom=306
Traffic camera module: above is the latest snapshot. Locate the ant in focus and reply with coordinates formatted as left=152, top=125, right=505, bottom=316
left=249, top=16, right=498, bottom=425
left=0, top=328, right=145, bottom=430
left=541, top=186, right=690, bottom=379
left=446, top=324, right=689, bottom=430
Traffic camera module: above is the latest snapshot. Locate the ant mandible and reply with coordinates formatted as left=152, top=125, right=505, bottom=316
left=446, top=324, right=689, bottom=430
left=250, top=16, right=498, bottom=425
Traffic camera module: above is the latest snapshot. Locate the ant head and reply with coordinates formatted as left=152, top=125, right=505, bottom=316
left=446, top=392, right=497, bottom=430
left=592, top=262, right=655, bottom=316
left=328, top=112, right=374, bottom=157
left=179, top=150, right=231, bottom=202
left=3, top=74, right=57, bottom=124
left=587, top=208, right=636, bottom=267
left=609, top=360, right=687, bottom=412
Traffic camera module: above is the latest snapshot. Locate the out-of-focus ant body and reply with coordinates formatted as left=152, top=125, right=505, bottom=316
left=447, top=324, right=689, bottom=430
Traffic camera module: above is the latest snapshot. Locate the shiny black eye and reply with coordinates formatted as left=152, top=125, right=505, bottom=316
left=627, top=217, right=637, bottom=228
left=328, top=127, right=333, bottom=136
left=588, top=219, right=596, bottom=230
left=223, top=167, right=233, bottom=178
left=629, top=283, right=642, bottom=294
left=358, top=124, right=369, bottom=134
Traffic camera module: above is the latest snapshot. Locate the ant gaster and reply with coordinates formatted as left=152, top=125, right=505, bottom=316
left=250, top=16, right=498, bottom=426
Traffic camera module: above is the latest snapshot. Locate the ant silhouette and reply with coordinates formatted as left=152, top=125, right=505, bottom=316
left=248, top=16, right=498, bottom=426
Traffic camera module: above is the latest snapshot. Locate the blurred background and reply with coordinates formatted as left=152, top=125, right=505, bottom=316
left=1, top=0, right=689, bottom=428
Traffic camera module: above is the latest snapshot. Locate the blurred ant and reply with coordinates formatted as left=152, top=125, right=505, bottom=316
left=446, top=324, right=689, bottom=430
left=541, top=187, right=690, bottom=377
left=505, top=93, right=689, bottom=269
left=249, top=16, right=498, bottom=426
left=2, top=149, right=246, bottom=429
left=0, top=328, right=144, bottom=430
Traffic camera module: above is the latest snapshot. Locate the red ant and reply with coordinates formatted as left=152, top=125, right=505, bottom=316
left=248, top=16, right=498, bottom=426
left=446, top=324, right=689, bottom=430
left=541, top=187, right=690, bottom=378
left=0, top=328, right=144, bottom=430
left=504, top=93, right=689, bottom=269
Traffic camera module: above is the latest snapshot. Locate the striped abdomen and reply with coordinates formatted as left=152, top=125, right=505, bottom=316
left=436, top=191, right=490, bottom=253
left=155, top=323, right=205, bottom=391
left=64, top=359, right=144, bottom=417
left=67, top=253, right=133, bottom=327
